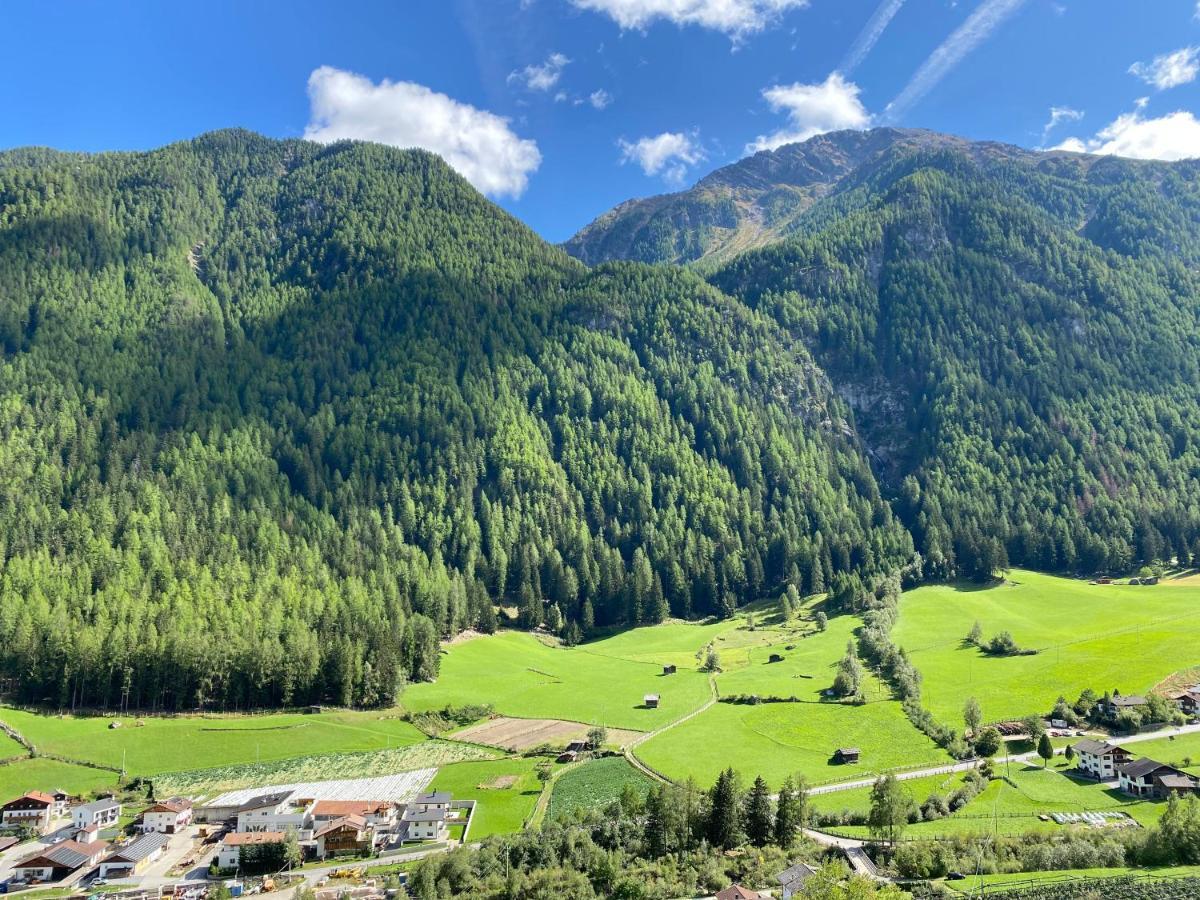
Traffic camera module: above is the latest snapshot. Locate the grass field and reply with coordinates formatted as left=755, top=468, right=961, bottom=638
left=944, top=865, right=1200, bottom=894
left=547, top=757, right=653, bottom=820
left=402, top=630, right=715, bottom=730
left=0, top=707, right=426, bottom=776
left=894, top=570, right=1200, bottom=725
left=1114, top=732, right=1200, bottom=776
left=0, top=757, right=121, bottom=799
left=427, top=757, right=543, bottom=839
left=0, top=731, right=24, bottom=758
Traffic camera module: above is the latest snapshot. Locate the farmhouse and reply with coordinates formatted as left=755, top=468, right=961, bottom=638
left=142, top=797, right=193, bottom=833
left=2, top=791, right=57, bottom=832
left=776, top=862, right=818, bottom=899
left=400, top=808, right=446, bottom=842
left=644, top=694, right=660, bottom=709
left=1072, top=739, right=1133, bottom=780
left=312, top=800, right=395, bottom=829
left=834, top=747, right=860, bottom=764
left=13, top=839, right=108, bottom=882
left=1168, top=686, right=1200, bottom=717
left=1118, top=758, right=1198, bottom=798
left=217, top=831, right=286, bottom=870
left=314, top=815, right=373, bottom=859
left=716, top=885, right=769, bottom=900
left=98, top=832, right=170, bottom=878
left=72, top=797, right=120, bottom=831
left=1101, top=693, right=1147, bottom=717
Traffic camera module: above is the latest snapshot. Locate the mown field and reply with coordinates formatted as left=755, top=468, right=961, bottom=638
left=894, top=570, right=1200, bottom=725
left=402, top=629, right=714, bottom=730
left=0, top=757, right=121, bottom=799
left=426, top=757, right=543, bottom=838
left=0, top=730, right=24, bottom=758
left=0, top=707, right=426, bottom=776
left=547, top=757, right=654, bottom=820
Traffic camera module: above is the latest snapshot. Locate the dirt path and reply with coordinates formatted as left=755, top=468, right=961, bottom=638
left=624, top=675, right=719, bottom=784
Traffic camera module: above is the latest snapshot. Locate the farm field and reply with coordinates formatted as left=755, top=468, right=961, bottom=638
left=547, top=757, right=653, bottom=820
left=0, top=707, right=426, bottom=776
left=0, top=757, right=120, bottom=799
left=426, top=757, right=543, bottom=839
left=452, top=716, right=639, bottom=752
left=894, top=570, right=1200, bottom=725
left=402, top=630, right=714, bottom=730
left=944, top=866, right=1200, bottom=894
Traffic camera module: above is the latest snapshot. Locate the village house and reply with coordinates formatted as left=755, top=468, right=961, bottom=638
left=314, top=815, right=374, bottom=859
left=48, top=791, right=72, bottom=817
left=235, top=791, right=313, bottom=838
left=408, top=791, right=452, bottom=815
left=98, top=832, right=171, bottom=879
left=716, top=884, right=769, bottom=900
left=776, top=862, right=818, bottom=899
left=142, top=797, right=193, bottom=833
left=72, top=798, right=120, bottom=831
left=1101, top=693, right=1147, bottom=717
left=1, top=791, right=57, bottom=832
left=12, top=839, right=108, bottom=883
left=400, top=808, right=447, bottom=842
left=217, top=831, right=286, bottom=871
left=311, top=800, right=395, bottom=830
left=1072, top=738, right=1133, bottom=780
left=1119, top=758, right=1198, bottom=799
left=1167, top=686, right=1200, bottom=717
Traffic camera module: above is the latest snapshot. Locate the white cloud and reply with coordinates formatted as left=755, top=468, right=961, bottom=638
left=884, top=0, right=1028, bottom=121
left=745, top=72, right=871, bottom=154
left=1129, top=47, right=1200, bottom=91
left=303, top=66, right=541, bottom=198
left=589, top=89, right=613, bottom=109
left=618, top=131, right=705, bottom=184
left=1040, top=105, right=1083, bottom=145
left=569, top=0, right=806, bottom=39
left=840, top=0, right=906, bottom=74
left=508, top=53, right=571, bottom=92
left=1053, top=106, right=1200, bottom=161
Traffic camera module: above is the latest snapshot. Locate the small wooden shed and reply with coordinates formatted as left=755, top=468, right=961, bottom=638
left=834, top=747, right=861, bottom=764
left=644, top=694, right=660, bottom=709
left=662, top=664, right=677, bottom=675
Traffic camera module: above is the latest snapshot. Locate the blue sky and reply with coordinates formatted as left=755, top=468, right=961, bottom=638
left=3, top=1, right=1198, bottom=241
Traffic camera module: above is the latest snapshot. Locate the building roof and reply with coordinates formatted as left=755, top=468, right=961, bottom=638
left=1110, top=695, right=1147, bottom=708
left=1121, top=758, right=1180, bottom=780
left=75, top=798, right=120, bottom=815
left=18, top=839, right=107, bottom=870
left=413, top=791, right=452, bottom=804
left=402, top=808, right=447, bottom=823
left=312, top=800, right=391, bottom=818
left=776, top=862, right=817, bottom=884
left=145, top=797, right=192, bottom=814
left=644, top=694, right=660, bottom=702
left=222, top=831, right=287, bottom=846
left=107, top=832, right=170, bottom=864
left=5, top=790, right=55, bottom=807
left=837, top=747, right=861, bottom=755
left=716, top=885, right=767, bottom=900
left=314, top=815, right=369, bottom=839
left=236, top=791, right=293, bottom=813
left=1073, top=738, right=1126, bottom=756
left=1155, top=774, right=1197, bottom=790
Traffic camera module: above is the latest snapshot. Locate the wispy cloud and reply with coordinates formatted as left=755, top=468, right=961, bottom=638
left=746, top=72, right=871, bottom=153
left=588, top=89, right=612, bottom=109
left=569, top=0, right=807, bottom=40
left=883, top=0, right=1028, bottom=122
left=1129, top=46, right=1200, bottom=91
left=840, top=0, right=906, bottom=74
left=618, top=131, right=705, bottom=184
left=1039, top=105, right=1083, bottom=146
left=508, top=53, right=571, bottom=92
left=304, top=66, right=541, bottom=198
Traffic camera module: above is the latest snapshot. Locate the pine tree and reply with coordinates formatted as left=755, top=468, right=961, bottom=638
left=706, top=768, right=742, bottom=849
left=744, top=775, right=773, bottom=847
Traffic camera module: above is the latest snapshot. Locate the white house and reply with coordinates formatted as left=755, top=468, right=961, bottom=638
left=235, top=792, right=313, bottom=839
left=12, top=839, right=107, bottom=883
left=72, top=798, right=120, bottom=831
left=98, top=832, right=170, bottom=878
left=1119, top=758, right=1197, bottom=799
left=400, top=808, right=446, bottom=842
left=1072, top=738, right=1132, bottom=780
left=1, top=792, right=56, bottom=832
left=312, top=800, right=396, bottom=830
left=217, top=831, right=286, bottom=871
left=408, top=792, right=451, bottom=815
left=142, top=797, right=193, bottom=834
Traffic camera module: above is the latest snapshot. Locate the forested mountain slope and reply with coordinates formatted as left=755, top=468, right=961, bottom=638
left=710, top=140, right=1200, bottom=579
left=0, top=130, right=909, bottom=710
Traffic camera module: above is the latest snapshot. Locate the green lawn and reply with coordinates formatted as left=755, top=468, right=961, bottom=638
left=1116, top=732, right=1200, bottom=776
left=944, top=866, right=1200, bottom=894
left=0, top=730, right=24, bottom=758
left=547, top=757, right=653, bottom=820
left=894, top=570, right=1200, bottom=725
left=0, top=707, right=426, bottom=776
left=402, top=630, right=715, bottom=730
left=427, top=757, right=543, bottom=839
left=0, top=756, right=121, bottom=799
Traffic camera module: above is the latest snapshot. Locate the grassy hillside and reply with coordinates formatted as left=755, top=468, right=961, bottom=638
left=893, top=570, right=1200, bottom=724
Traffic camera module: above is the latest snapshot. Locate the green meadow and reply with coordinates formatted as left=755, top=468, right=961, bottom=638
left=894, top=570, right=1200, bottom=725
left=0, top=707, right=426, bottom=776
left=427, top=757, right=543, bottom=838
left=1117, top=731, right=1200, bottom=776
left=0, top=757, right=121, bottom=799
left=402, top=629, right=715, bottom=730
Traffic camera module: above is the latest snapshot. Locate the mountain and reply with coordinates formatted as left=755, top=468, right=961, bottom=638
left=563, top=128, right=1033, bottom=268
left=707, top=132, right=1200, bottom=579
left=0, top=129, right=909, bottom=710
